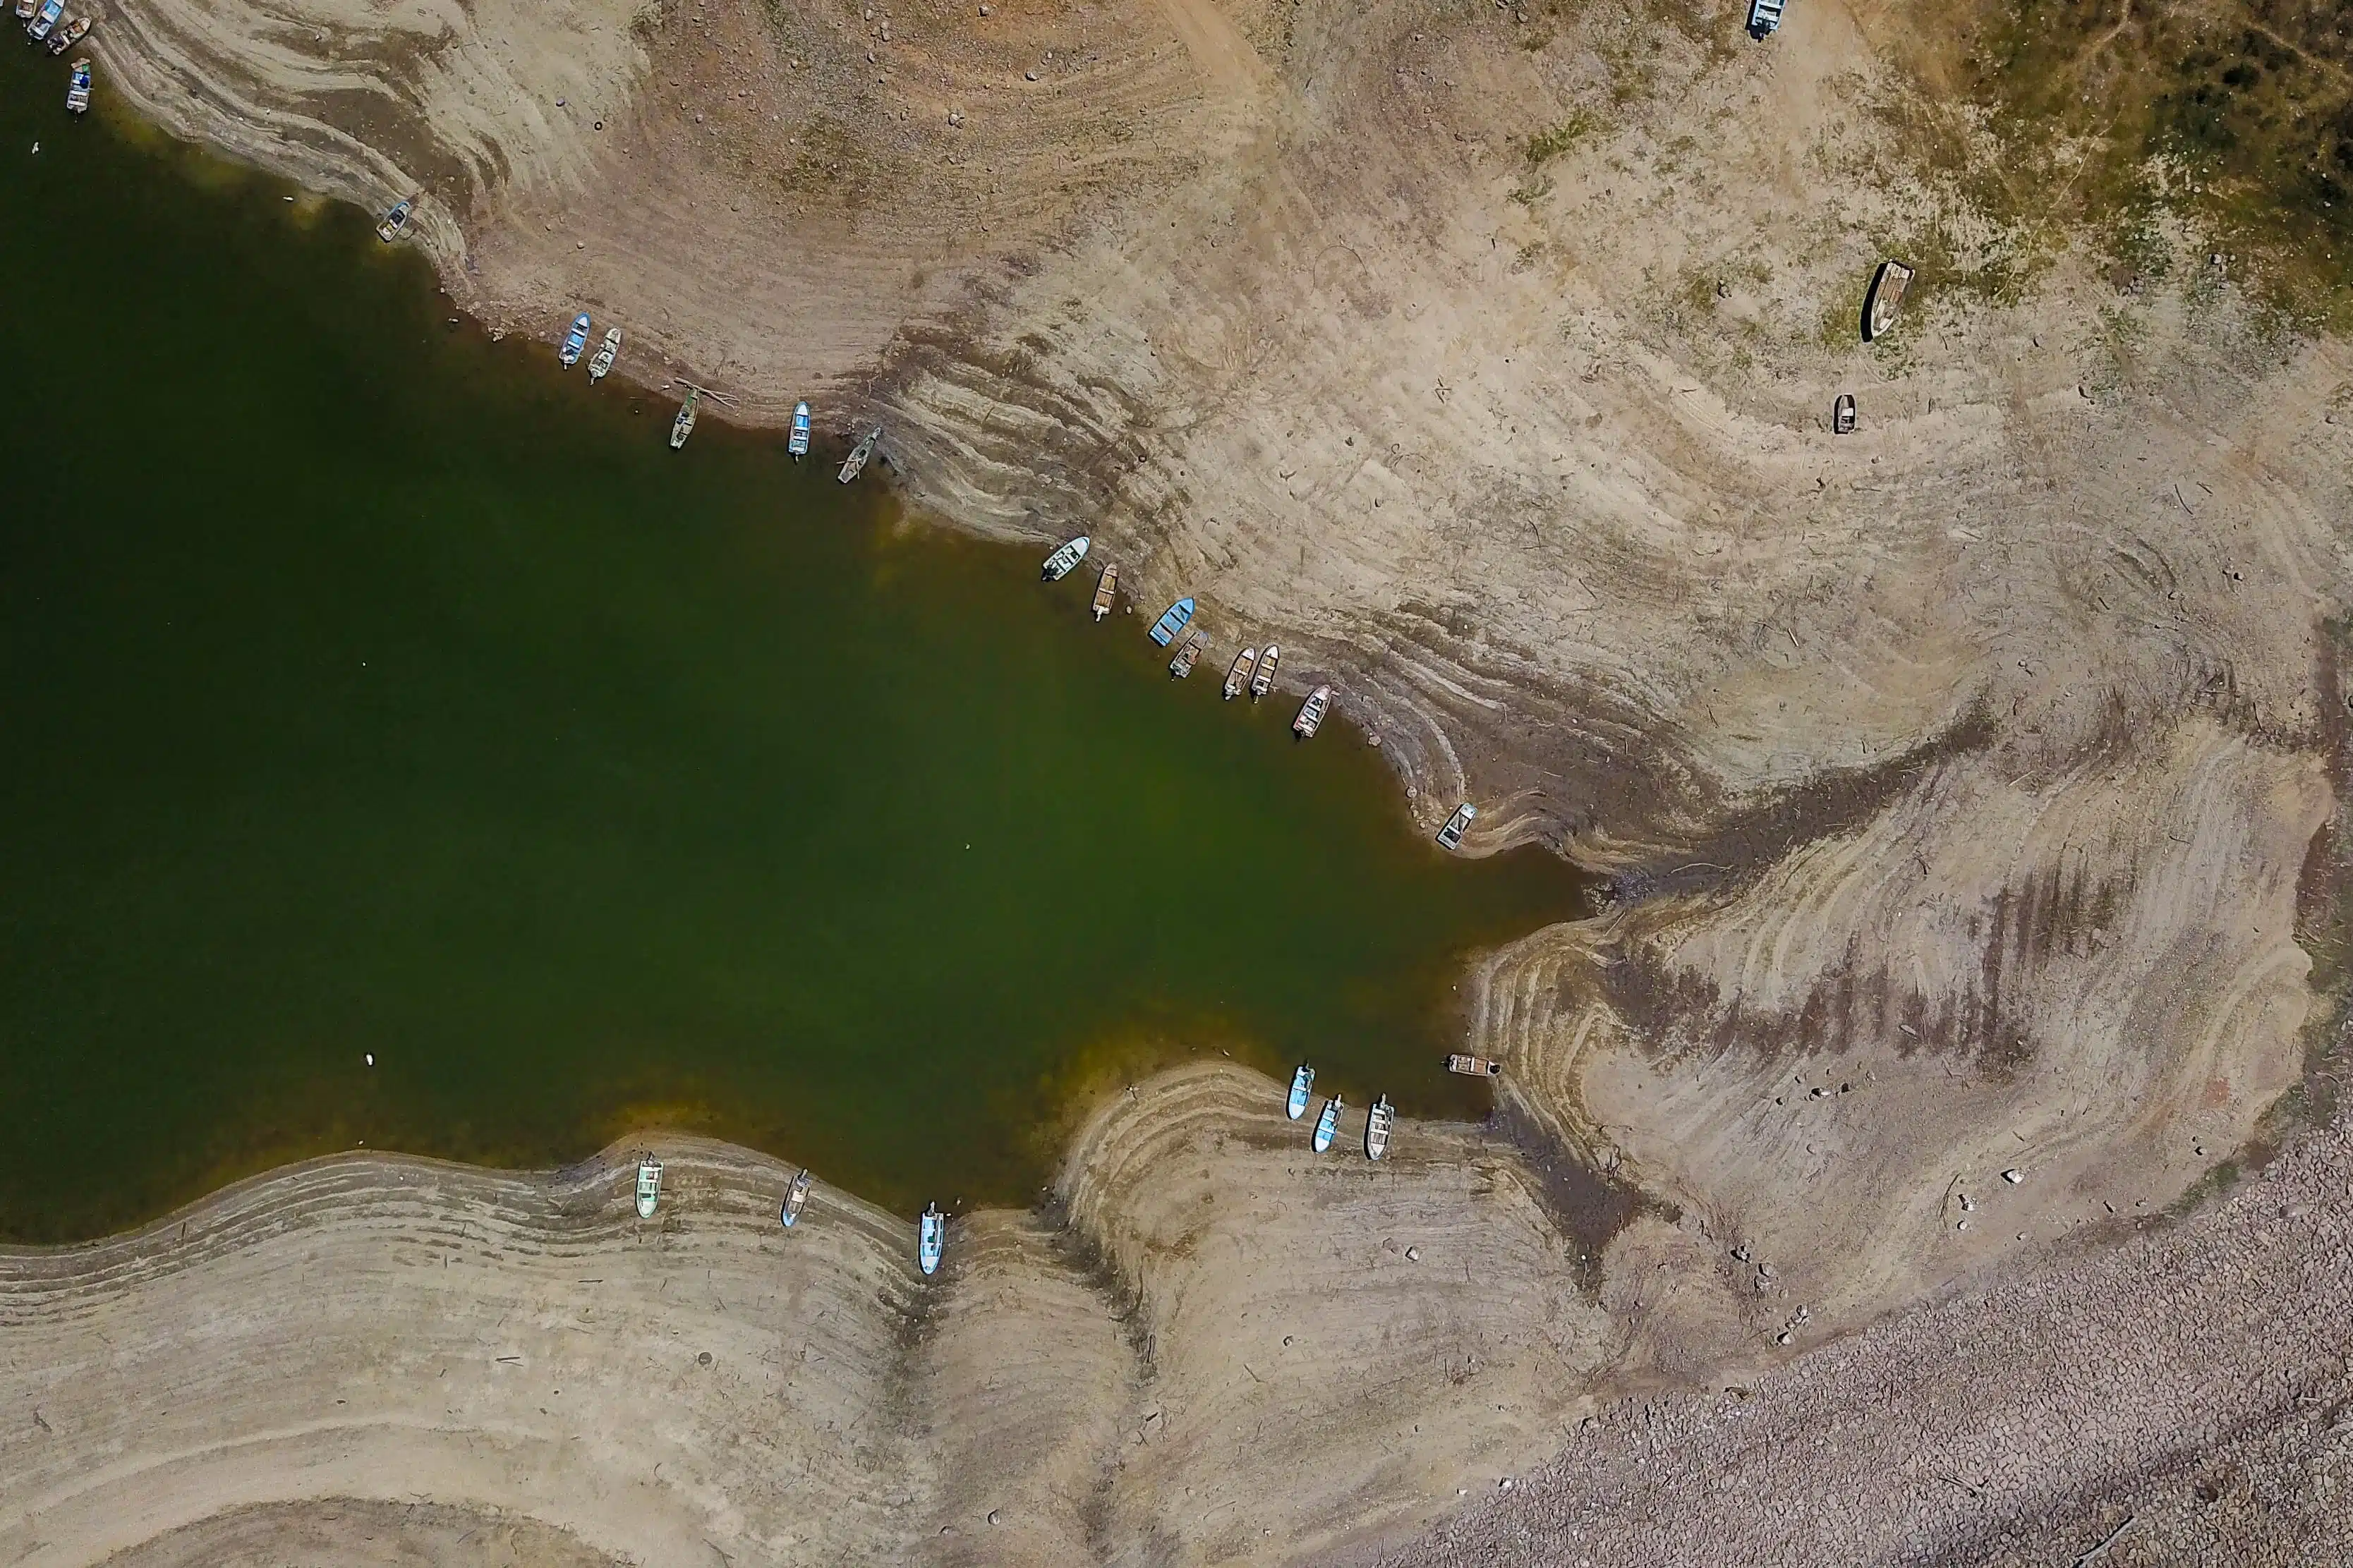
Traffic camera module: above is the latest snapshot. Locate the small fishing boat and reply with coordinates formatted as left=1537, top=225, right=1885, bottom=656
left=1091, top=563, right=1119, bottom=621
left=45, top=13, right=85, bottom=53
left=634, top=1155, right=663, bottom=1219
left=1365, top=1095, right=1394, bottom=1160
left=27, top=0, right=61, bottom=40
left=670, top=389, right=699, bottom=449
left=838, top=425, right=881, bottom=483
left=788, top=401, right=811, bottom=458
left=1435, top=802, right=1477, bottom=851
left=1446, top=1053, right=1504, bottom=1078
left=1168, top=625, right=1208, bottom=678
left=375, top=197, right=411, bottom=243
left=1223, top=648, right=1259, bottom=700
left=1293, top=683, right=1332, bottom=739
left=918, top=1203, right=945, bottom=1275
left=1287, top=1063, right=1314, bottom=1120
left=12, top=0, right=37, bottom=22
left=1148, top=597, right=1194, bottom=647
left=780, top=1167, right=813, bottom=1227
left=586, top=326, right=622, bottom=382
left=1041, top=535, right=1090, bottom=581
left=1864, top=259, right=1913, bottom=341
left=1833, top=392, right=1856, bottom=434
left=557, top=311, right=591, bottom=367
left=63, top=56, right=90, bottom=115
left=1250, top=643, right=1280, bottom=700
left=1312, top=1094, right=1343, bottom=1154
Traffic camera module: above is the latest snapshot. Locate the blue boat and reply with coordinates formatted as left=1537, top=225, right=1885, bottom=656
left=1286, top=1063, right=1314, bottom=1121
left=557, top=312, right=591, bottom=367
left=789, top=401, right=811, bottom=458
left=1148, top=597, right=1195, bottom=647
left=780, top=1167, right=812, bottom=1227
left=918, top=1203, right=945, bottom=1275
left=28, top=0, right=62, bottom=41
left=1312, top=1094, right=1343, bottom=1154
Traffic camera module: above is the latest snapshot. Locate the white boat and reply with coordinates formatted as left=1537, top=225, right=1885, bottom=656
left=838, top=426, right=881, bottom=483
left=788, top=401, right=811, bottom=458
left=1250, top=643, right=1279, bottom=700
left=1436, top=802, right=1476, bottom=851
left=1293, top=683, right=1331, bottom=739
left=1223, top=647, right=1259, bottom=700
left=12, top=0, right=37, bottom=21
left=45, top=13, right=87, bottom=54
left=780, top=1168, right=813, bottom=1227
left=557, top=312, right=591, bottom=367
left=1312, top=1094, right=1343, bottom=1154
left=375, top=197, right=411, bottom=243
left=1286, top=1062, right=1314, bottom=1120
left=1168, top=625, right=1209, bottom=679
left=1091, top=563, right=1119, bottom=621
left=918, top=1203, right=945, bottom=1275
left=27, top=0, right=61, bottom=41
left=63, top=56, right=90, bottom=115
left=670, top=389, right=698, bottom=450
left=1041, top=535, right=1090, bottom=581
left=1446, top=1054, right=1504, bottom=1078
left=586, top=327, right=622, bottom=382
left=1865, top=260, right=1914, bottom=341
left=634, top=1155, right=663, bottom=1219
left=1365, top=1095, right=1394, bottom=1160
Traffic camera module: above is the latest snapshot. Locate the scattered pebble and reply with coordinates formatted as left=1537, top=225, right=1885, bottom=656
left=1405, top=1246, right=1422, bottom=1262
left=986, top=1509, right=1000, bottom=1526
left=2002, top=1169, right=2024, bottom=1184
left=364, top=1053, right=375, bottom=1067
left=696, top=1350, right=713, bottom=1366
left=1024, top=70, right=1039, bottom=81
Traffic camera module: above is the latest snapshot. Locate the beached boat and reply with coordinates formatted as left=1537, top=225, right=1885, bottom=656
left=64, top=56, right=90, bottom=115
left=918, top=1203, right=945, bottom=1275
left=1312, top=1094, right=1343, bottom=1154
left=1287, top=1062, right=1314, bottom=1120
left=12, top=0, right=37, bottom=22
left=27, top=0, right=61, bottom=40
left=635, top=1155, right=663, bottom=1219
left=780, top=1167, right=813, bottom=1227
left=1168, top=626, right=1208, bottom=678
left=44, top=13, right=85, bottom=53
left=1250, top=643, right=1279, bottom=700
left=1091, top=563, right=1119, bottom=621
left=1041, top=535, right=1090, bottom=581
left=1446, top=1053, right=1504, bottom=1078
left=1223, top=647, right=1259, bottom=700
left=1436, top=802, right=1476, bottom=851
left=788, top=401, right=811, bottom=458
left=1864, top=260, right=1913, bottom=341
left=670, top=389, right=699, bottom=450
left=375, top=197, right=411, bottom=243
left=1148, top=597, right=1194, bottom=647
left=586, top=326, right=621, bottom=382
left=1834, top=392, right=1856, bottom=434
left=1293, top=683, right=1332, bottom=739
left=557, top=311, right=591, bottom=367
left=838, top=426, right=881, bottom=483
left=1365, top=1095, right=1394, bottom=1160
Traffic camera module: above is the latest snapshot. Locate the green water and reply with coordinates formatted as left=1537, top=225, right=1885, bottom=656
left=0, top=58, right=1587, bottom=1242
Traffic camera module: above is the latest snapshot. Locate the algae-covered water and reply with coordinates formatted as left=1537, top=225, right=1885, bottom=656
left=0, top=54, right=1586, bottom=1241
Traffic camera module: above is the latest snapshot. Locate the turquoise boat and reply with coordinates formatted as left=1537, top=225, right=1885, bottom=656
left=918, top=1203, right=945, bottom=1275
left=27, top=0, right=61, bottom=41
left=1286, top=1063, right=1314, bottom=1120
left=780, top=1167, right=812, bottom=1227
left=557, top=312, right=591, bottom=368
left=1312, top=1093, right=1343, bottom=1153
left=1149, top=597, right=1194, bottom=647
left=789, top=401, right=811, bottom=458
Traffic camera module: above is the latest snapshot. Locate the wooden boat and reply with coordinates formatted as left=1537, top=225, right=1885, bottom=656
left=1041, top=535, right=1090, bottom=582
left=780, top=1167, right=813, bottom=1227
left=375, top=197, right=411, bottom=243
left=1148, top=597, right=1194, bottom=647
left=1250, top=643, right=1279, bottom=700
left=634, top=1155, right=663, bottom=1219
left=1446, top=1053, right=1504, bottom=1078
left=586, top=327, right=621, bottom=382
left=788, top=401, right=811, bottom=458
left=670, top=389, right=699, bottom=450
left=44, top=13, right=85, bottom=53
left=1834, top=393, right=1856, bottom=434
left=13, top=0, right=37, bottom=23
left=1091, top=563, right=1119, bottom=621
left=1223, top=647, right=1259, bottom=700
left=837, top=425, right=881, bottom=483
left=63, top=56, right=90, bottom=115
left=1863, top=260, right=1913, bottom=341
left=1293, top=683, right=1332, bottom=739
left=1168, top=625, right=1208, bottom=678
left=1365, top=1095, right=1394, bottom=1160
left=1312, top=1094, right=1343, bottom=1154
left=918, top=1203, right=945, bottom=1275
left=1287, top=1062, right=1314, bottom=1120
left=1436, top=801, right=1476, bottom=851
left=557, top=311, right=591, bottom=367
left=27, top=0, right=61, bottom=40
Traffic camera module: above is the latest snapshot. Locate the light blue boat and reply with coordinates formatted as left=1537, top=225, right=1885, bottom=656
left=1149, top=597, right=1195, bottom=647
left=557, top=312, right=591, bottom=367
left=1312, top=1094, right=1343, bottom=1154
left=28, top=0, right=62, bottom=42
left=1286, top=1063, right=1314, bottom=1120
left=918, top=1203, right=945, bottom=1275
left=789, top=401, right=811, bottom=458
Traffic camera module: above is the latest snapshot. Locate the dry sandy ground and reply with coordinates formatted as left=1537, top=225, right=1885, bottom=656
left=60, top=0, right=2353, bottom=1557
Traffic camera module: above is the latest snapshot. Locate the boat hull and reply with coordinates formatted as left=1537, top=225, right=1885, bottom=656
left=1365, top=1097, right=1393, bottom=1160
left=1436, top=803, right=1477, bottom=851
left=1091, top=564, right=1119, bottom=621
left=1312, top=1097, right=1341, bottom=1154
left=918, top=1208, right=945, bottom=1275
left=634, top=1159, right=662, bottom=1219
left=1250, top=644, right=1279, bottom=699
left=1286, top=1064, right=1313, bottom=1119
left=781, top=1169, right=811, bottom=1227
left=1148, top=597, right=1194, bottom=647
left=1041, top=535, right=1090, bottom=581
left=788, top=402, right=811, bottom=457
